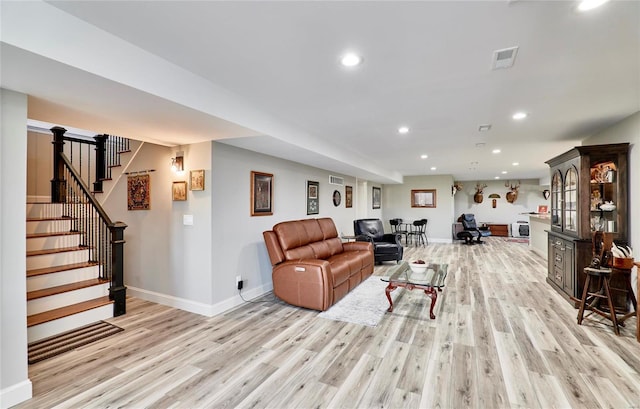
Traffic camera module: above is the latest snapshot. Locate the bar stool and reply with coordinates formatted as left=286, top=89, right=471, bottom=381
left=577, top=266, right=638, bottom=335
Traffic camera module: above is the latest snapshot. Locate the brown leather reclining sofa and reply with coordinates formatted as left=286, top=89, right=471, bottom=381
left=263, top=217, right=374, bottom=311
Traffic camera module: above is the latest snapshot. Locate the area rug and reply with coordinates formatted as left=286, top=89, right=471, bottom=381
left=506, top=237, right=530, bottom=243
left=318, top=276, right=400, bottom=327
left=28, top=321, right=123, bottom=364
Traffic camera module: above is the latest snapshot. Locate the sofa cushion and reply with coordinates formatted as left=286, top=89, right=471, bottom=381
left=309, top=241, right=331, bottom=259
left=328, top=256, right=351, bottom=286
left=284, top=245, right=315, bottom=261
left=325, top=237, right=344, bottom=256
left=374, top=242, right=402, bottom=254
left=318, top=217, right=339, bottom=239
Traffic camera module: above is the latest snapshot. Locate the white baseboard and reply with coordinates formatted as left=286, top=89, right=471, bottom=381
left=126, top=282, right=274, bottom=317
left=0, top=379, right=32, bottom=409
left=429, top=238, right=453, bottom=244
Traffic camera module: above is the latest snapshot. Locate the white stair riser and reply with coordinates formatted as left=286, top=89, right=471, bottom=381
left=27, top=203, right=64, bottom=219
left=26, top=234, right=82, bottom=251
left=27, top=266, right=100, bottom=292
left=27, top=304, right=113, bottom=343
left=27, top=249, right=90, bottom=270
left=26, top=219, right=72, bottom=234
left=28, top=284, right=110, bottom=315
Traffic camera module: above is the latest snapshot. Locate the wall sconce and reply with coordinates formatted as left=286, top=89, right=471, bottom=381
left=171, top=151, right=184, bottom=172
left=488, top=193, right=501, bottom=208
left=542, top=189, right=550, bottom=200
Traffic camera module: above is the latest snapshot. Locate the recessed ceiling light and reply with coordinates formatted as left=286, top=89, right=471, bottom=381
left=340, top=53, right=363, bottom=67
left=494, top=176, right=500, bottom=180
left=501, top=171, right=508, bottom=174
left=398, top=126, right=409, bottom=134
left=420, top=154, right=428, bottom=159
left=430, top=167, right=437, bottom=171
left=512, top=112, right=528, bottom=120
left=492, top=149, right=501, bottom=154
left=478, top=124, right=492, bottom=132
left=578, top=0, right=609, bottom=12
left=512, top=162, right=519, bottom=166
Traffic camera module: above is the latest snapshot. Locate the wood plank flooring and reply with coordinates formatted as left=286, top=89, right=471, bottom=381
left=16, top=238, right=640, bottom=409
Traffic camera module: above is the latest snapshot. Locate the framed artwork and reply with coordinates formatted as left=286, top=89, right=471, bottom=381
left=345, top=185, right=353, bottom=208
left=537, top=205, right=549, bottom=214
left=172, top=181, right=187, bottom=201
left=307, top=180, right=319, bottom=215
left=127, top=174, right=151, bottom=210
left=251, top=171, right=273, bottom=216
left=332, top=190, right=341, bottom=207
left=411, top=189, right=436, bottom=208
left=190, top=169, right=205, bottom=191
left=372, top=186, right=381, bottom=209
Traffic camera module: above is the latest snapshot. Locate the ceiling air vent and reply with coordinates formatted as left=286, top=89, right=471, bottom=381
left=329, top=175, right=344, bottom=186
left=492, top=46, right=519, bottom=70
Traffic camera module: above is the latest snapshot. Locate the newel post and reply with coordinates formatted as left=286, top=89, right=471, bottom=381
left=50, top=126, right=67, bottom=203
left=93, top=134, right=108, bottom=193
left=110, top=221, right=128, bottom=316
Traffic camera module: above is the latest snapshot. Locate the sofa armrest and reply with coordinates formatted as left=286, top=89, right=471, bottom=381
left=342, top=241, right=373, bottom=253
left=272, top=259, right=334, bottom=310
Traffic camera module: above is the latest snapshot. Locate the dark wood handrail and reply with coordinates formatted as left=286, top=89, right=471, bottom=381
left=58, top=153, right=127, bottom=316
left=60, top=153, right=114, bottom=225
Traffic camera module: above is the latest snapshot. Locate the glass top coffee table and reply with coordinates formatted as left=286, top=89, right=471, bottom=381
left=381, top=261, right=448, bottom=319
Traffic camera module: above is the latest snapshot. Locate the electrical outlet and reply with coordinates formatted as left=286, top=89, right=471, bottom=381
left=236, top=276, right=243, bottom=290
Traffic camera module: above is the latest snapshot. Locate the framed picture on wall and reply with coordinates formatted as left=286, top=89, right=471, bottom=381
left=251, top=171, right=273, bottom=216
left=372, top=186, right=381, bottom=209
left=172, top=181, right=187, bottom=201
left=345, top=185, right=353, bottom=208
left=411, top=189, right=436, bottom=208
left=127, top=174, right=151, bottom=210
left=190, top=169, right=205, bottom=191
left=307, top=180, right=319, bottom=215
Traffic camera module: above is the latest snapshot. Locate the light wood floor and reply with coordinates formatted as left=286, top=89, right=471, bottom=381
left=16, top=238, right=640, bottom=409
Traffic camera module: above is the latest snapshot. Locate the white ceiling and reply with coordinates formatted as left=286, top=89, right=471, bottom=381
left=2, top=0, right=638, bottom=183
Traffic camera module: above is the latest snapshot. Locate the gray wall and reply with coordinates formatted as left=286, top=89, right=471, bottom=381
left=453, top=179, right=550, bottom=225
left=582, top=111, right=639, bottom=298
left=210, top=142, right=362, bottom=307
left=0, top=89, right=32, bottom=407
left=382, top=175, right=455, bottom=242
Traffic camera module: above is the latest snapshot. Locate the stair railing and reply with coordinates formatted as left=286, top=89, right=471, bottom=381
left=50, top=126, right=130, bottom=197
left=51, top=127, right=127, bottom=316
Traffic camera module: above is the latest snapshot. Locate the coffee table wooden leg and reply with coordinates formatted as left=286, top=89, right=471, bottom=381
left=386, top=284, right=396, bottom=312
left=425, top=289, right=437, bottom=319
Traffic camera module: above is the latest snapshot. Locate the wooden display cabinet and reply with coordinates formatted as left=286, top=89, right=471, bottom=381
left=545, top=143, right=629, bottom=306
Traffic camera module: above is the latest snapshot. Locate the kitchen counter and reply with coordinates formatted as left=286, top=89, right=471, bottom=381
left=529, top=214, right=550, bottom=260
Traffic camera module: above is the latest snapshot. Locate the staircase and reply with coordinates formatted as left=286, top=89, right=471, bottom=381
left=25, top=127, right=131, bottom=344
left=26, top=203, right=112, bottom=343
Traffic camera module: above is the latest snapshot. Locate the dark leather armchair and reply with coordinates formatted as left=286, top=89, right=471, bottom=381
left=456, top=213, right=491, bottom=244
left=354, top=219, right=403, bottom=263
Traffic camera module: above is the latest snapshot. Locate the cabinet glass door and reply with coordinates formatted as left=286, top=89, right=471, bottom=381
left=564, top=167, right=577, bottom=232
left=551, top=171, right=562, bottom=228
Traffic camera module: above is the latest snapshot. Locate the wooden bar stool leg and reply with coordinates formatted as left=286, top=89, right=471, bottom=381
left=603, top=277, right=620, bottom=336
left=577, top=274, right=592, bottom=325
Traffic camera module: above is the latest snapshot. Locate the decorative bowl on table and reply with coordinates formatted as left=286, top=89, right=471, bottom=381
left=409, top=260, right=428, bottom=274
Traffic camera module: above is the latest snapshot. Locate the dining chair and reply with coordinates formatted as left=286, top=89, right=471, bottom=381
left=408, top=219, right=428, bottom=246
left=390, top=218, right=409, bottom=244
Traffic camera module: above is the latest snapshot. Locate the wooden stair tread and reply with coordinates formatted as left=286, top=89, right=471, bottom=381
left=27, top=278, right=109, bottom=300
left=27, top=216, right=76, bottom=222
left=27, top=261, right=100, bottom=277
left=27, top=246, right=90, bottom=257
left=27, top=296, right=112, bottom=327
left=27, top=231, right=82, bottom=239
